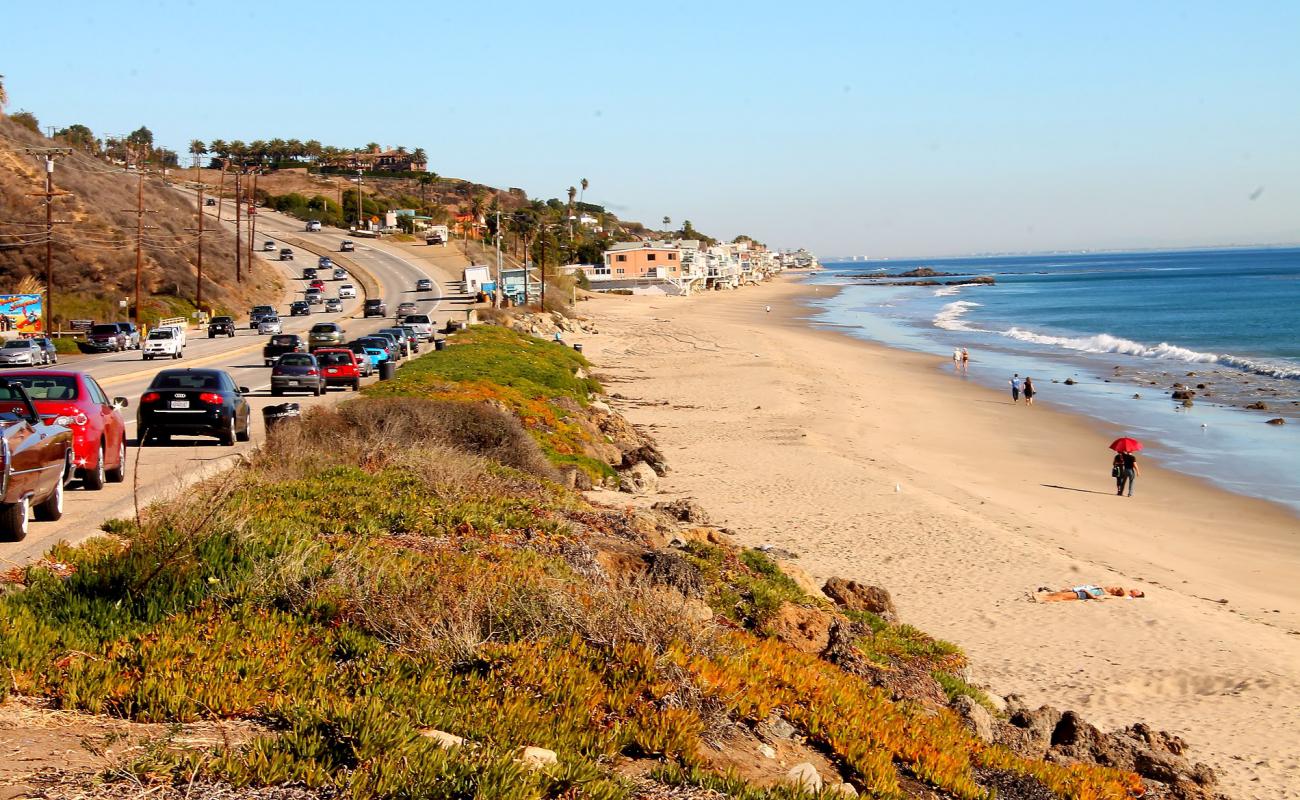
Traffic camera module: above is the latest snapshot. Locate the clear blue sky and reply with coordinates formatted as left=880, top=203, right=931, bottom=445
left=4, top=1, right=1297, bottom=257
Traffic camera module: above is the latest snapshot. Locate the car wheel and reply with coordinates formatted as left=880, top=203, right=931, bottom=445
left=236, top=420, right=251, bottom=442
left=34, top=454, right=68, bottom=521
left=83, top=442, right=106, bottom=491
left=173, top=351, right=180, bottom=359
left=209, top=333, right=215, bottom=339
left=0, top=497, right=30, bottom=542
left=271, top=388, right=282, bottom=397
left=106, top=438, right=126, bottom=483
left=143, top=354, right=151, bottom=361
left=353, top=379, right=361, bottom=391
left=219, top=421, right=236, bottom=447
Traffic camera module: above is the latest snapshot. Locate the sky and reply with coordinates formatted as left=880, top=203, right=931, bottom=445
left=3, top=1, right=1298, bottom=258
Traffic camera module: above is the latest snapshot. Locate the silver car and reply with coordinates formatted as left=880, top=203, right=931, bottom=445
left=325, top=298, right=343, bottom=313
left=257, top=316, right=284, bottom=335
left=0, top=339, right=44, bottom=366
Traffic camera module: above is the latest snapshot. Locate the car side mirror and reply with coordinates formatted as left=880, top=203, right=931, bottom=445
left=238, top=386, right=251, bottom=395
left=113, top=396, right=129, bottom=409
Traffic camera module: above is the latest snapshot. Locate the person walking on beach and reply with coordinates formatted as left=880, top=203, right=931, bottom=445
left=961, top=348, right=970, bottom=367
left=1023, top=376, right=1036, bottom=405
left=1010, top=373, right=1022, bottom=403
left=1115, top=451, right=1139, bottom=496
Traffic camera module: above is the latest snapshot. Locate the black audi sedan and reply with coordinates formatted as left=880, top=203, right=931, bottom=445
left=138, top=368, right=252, bottom=446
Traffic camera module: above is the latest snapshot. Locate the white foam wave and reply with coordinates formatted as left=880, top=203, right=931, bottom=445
left=933, top=301, right=982, bottom=332
left=932, top=286, right=963, bottom=297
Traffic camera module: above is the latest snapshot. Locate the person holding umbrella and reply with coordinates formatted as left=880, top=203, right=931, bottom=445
left=1110, top=438, right=1142, bottom=497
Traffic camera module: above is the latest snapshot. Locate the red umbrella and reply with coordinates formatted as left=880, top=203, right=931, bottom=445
left=1109, top=437, right=1143, bottom=453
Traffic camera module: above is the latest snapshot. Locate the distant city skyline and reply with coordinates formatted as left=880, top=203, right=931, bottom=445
left=3, top=1, right=1296, bottom=258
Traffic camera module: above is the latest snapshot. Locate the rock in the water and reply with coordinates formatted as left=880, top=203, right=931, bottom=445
left=822, top=577, right=898, bottom=621
left=516, top=746, right=558, bottom=769
left=418, top=729, right=465, bottom=749
left=1245, top=401, right=1269, bottom=410
left=1266, top=417, right=1285, bottom=425
left=785, top=762, right=823, bottom=792
left=1063, top=378, right=1076, bottom=385
left=953, top=695, right=995, bottom=742
left=1171, top=389, right=1195, bottom=400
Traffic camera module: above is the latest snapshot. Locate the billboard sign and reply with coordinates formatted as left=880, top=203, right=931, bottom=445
left=0, top=294, right=43, bottom=334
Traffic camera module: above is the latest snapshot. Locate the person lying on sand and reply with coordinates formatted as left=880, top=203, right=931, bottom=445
left=1036, top=585, right=1145, bottom=602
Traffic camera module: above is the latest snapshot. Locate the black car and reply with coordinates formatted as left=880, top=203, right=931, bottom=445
left=279, top=248, right=294, bottom=261
left=205, top=197, right=216, bottom=207
left=263, top=333, right=307, bottom=366
left=289, top=300, right=311, bottom=316
left=207, top=316, right=236, bottom=338
left=138, top=368, right=251, bottom=446
left=83, top=323, right=127, bottom=352
left=271, top=353, right=325, bottom=396
left=363, top=298, right=387, bottom=318
left=356, top=336, right=400, bottom=363
left=303, top=267, right=318, bottom=280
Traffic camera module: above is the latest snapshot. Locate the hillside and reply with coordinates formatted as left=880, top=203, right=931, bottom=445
left=0, top=118, right=281, bottom=326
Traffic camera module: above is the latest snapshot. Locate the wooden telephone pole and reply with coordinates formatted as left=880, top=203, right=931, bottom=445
left=122, top=172, right=157, bottom=325
left=23, top=147, right=73, bottom=331
left=234, top=168, right=243, bottom=284
left=189, top=155, right=207, bottom=312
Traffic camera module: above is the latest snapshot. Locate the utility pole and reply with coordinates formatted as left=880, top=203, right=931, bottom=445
left=216, top=158, right=229, bottom=223
left=23, top=148, right=73, bottom=332
left=355, top=170, right=363, bottom=230
left=190, top=155, right=207, bottom=312
left=234, top=167, right=243, bottom=283
left=494, top=208, right=502, bottom=308
left=247, top=169, right=258, bottom=272
left=539, top=236, right=546, bottom=309
left=121, top=172, right=157, bottom=325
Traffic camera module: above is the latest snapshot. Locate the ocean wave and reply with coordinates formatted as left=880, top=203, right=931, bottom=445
left=932, top=286, right=963, bottom=297
left=998, top=328, right=1300, bottom=380
left=933, top=301, right=982, bottom=332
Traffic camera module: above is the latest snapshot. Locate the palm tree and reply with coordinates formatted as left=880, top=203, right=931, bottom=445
left=662, top=216, right=671, bottom=233
left=567, top=186, right=577, bottom=237
left=188, top=139, right=207, bottom=157
left=579, top=177, right=588, bottom=208
left=208, top=139, right=227, bottom=158
left=412, top=147, right=427, bottom=167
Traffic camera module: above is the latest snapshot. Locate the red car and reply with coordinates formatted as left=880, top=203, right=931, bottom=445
left=309, top=279, right=326, bottom=290
left=312, top=348, right=364, bottom=391
left=0, top=371, right=129, bottom=490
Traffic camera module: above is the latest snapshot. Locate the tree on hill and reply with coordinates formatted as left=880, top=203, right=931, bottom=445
left=57, top=124, right=99, bottom=153
left=0, top=75, right=8, bottom=115
left=189, top=139, right=207, bottom=157
left=580, top=177, right=588, bottom=207
left=662, top=216, right=671, bottom=230
left=412, top=147, right=426, bottom=165
left=9, top=110, right=39, bottom=134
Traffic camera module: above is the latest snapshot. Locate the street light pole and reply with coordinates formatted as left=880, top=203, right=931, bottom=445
left=356, top=170, right=363, bottom=230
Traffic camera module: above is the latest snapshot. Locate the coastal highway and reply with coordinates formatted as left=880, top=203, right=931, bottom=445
left=0, top=201, right=469, bottom=566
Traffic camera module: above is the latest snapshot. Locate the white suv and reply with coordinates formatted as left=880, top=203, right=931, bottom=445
left=143, top=329, right=183, bottom=360
left=338, top=283, right=357, bottom=299
left=400, top=313, right=435, bottom=342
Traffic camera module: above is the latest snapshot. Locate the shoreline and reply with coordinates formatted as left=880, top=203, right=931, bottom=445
left=575, top=275, right=1300, bottom=800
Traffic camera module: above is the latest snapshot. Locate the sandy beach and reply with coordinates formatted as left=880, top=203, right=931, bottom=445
left=576, top=276, right=1300, bottom=799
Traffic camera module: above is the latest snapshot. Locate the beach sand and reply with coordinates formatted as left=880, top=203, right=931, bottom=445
left=575, top=276, right=1300, bottom=799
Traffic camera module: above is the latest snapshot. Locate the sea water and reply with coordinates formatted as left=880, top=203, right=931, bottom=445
left=805, top=247, right=1300, bottom=513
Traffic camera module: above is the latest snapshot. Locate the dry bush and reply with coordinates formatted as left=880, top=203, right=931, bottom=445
left=476, top=306, right=512, bottom=325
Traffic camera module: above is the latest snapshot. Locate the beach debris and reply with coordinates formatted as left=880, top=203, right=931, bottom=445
left=1266, top=418, right=1286, bottom=425
left=822, top=576, right=898, bottom=621
left=1063, top=378, right=1076, bottom=385
left=785, top=762, right=824, bottom=792
left=1132, top=394, right=1141, bottom=399
left=1245, top=401, right=1269, bottom=410
left=895, top=483, right=902, bottom=493
left=1171, top=389, right=1195, bottom=400
left=1182, top=398, right=1194, bottom=407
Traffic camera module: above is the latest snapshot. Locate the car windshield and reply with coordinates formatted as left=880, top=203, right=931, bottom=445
left=317, top=352, right=351, bottom=366
left=261, top=317, right=280, bottom=323
left=150, top=372, right=221, bottom=390
left=1, top=340, right=33, bottom=349
left=90, top=324, right=118, bottom=335
left=148, top=331, right=174, bottom=339
left=253, top=306, right=273, bottom=313
left=3, top=375, right=78, bottom=400
left=212, top=317, right=232, bottom=324
left=270, top=335, right=298, bottom=346
left=311, top=324, right=337, bottom=333
left=279, top=355, right=314, bottom=366
left=403, top=315, right=430, bottom=324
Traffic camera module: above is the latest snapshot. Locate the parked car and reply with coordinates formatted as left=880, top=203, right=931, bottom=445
left=33, top=338, right=58, bottom=365
left=303, top=267, right=318, bottom=280
left=138, top=368, right=251, bottom=446
left=308, top=322, right=346, bottom=350
left=370, top=331, right=406, bottom=359
left=318, top=256, right=333, bottom=269
left=346, top=341, right=383, bottom=374
left=155, top=325, right=187, bottom=348
left=305, top=288, right=324, bottom=305
left=314, top=348, right=364, bottom=391
left=325, top=298, right=343, bottom=313
left=309, top=279, right=326, bottom=290
left=0, top=339, right=46, bottom=367
left=289, top=300, right=311, bottom=317
left=356, top=336, right=399, bottom=364
left=332, top=267, right=347, bottom=280
left=2, top=371, right=128, bottom=491
left=279, top=248, right=294, bottom=261
left=271, top=353, right=325, bottom=396
left=376, top=328, right=412, bottom=357
left=397, top=325, right=423, bottom=353
left=207, top=316, right=236, bottom=338
left=338, top=283, right=357, bottom=299
left=415, top=278, right=433, bottom=292
left=340, top=240, right=355, bottom=252
left=142, top=329, right=183, bottom=360
left=396, top=301, right=418, bottom=317
left=262, top=240, right=276, bottom=251
left=400, top=313, right=435, bottom=342
left=364, top=298, right=387, bottom=317
left=84, top=323, right=127, bottom=352
left=263, top=333, right=307, bottom=366
left=257, top=316, right=284, bottom=335
left=114, top=322, right=141, bottom=350
left=205, top=197, right=216, bottom=207
left=249, top=305, right=276, bottom=329
left=0, top=380, right=74, bottom=540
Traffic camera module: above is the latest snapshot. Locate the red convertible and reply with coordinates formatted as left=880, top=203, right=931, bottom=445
left=0, top=380, right=74, bottom=540
left=2, top=371, right=129, bottom=491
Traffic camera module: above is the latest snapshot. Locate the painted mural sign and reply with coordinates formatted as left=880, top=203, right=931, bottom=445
left=0, top=294, right=43, bottom=334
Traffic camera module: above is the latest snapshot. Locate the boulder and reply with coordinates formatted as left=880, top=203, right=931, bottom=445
left=644, top=549, right=704, bottom=597
left=766, top=602, right=833, bottom=654
left=822, top=577, right=898, bottom=622
left=785, top=762, right=823, bottom=792
left=652, top=498, right=711, bottom=525
left=757, top=743, right=776, bottom=759
left=418, top=729, right=465, bottom=749
left=1266, top=418, right=1286, bottom=425
left=953, top=695, right=995, bottom=743
left=618, top=462, right=659, bottom=494
left=1245, top=401, right=1269, bottom=410
left=1171, top=390, right=1195, bottom=400
left=1063, top=378, right=1076, bottom=385
left=755, top=711, right=797, bottom=743
left=833, top=783, right=859, bottom=797
left=776, top=560, right=829, bottom=601
left=516, top=746, right=558, bottom=769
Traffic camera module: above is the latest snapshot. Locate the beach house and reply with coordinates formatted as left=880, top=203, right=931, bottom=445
left=571, top=241, right=707, bottom=295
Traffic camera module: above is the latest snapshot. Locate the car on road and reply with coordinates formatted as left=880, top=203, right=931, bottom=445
left=377, top=328, right=413, bottom=357
left=303, top=267, right=318, bottom=280
left=355, top=336, right=399, bottom=364
left=397, top=326, right=424, bottom=353
left=308, top=322, right=346, bottom=350
left=142, top=329, right=183, bottom=360
left=364, top=298, right=387, bottom=318
left=305, top=220, right=321, bottom=232
left=0, top=380, right=74, bottom=540
left=318, top=256, right=333, bottom=269
left=257, top=316, right=284, bottom=335
left=262, top=240, right=276, bottom=251
left=371, top=330, right=407, bottom=359
left=314, top=348, right=364, bottom=391
left=83, top=324, right=128, bottom=352
left=415, top=278, right=433, bottom=292
left=205, top=197, right=216, bottom=207
left=400, top=313, right=435, bottom=342
left=305, top=288, right=324, bottom=305
left=115, top=322, right=141, bottom=350
left=332, top=267, right=346, bottom=280
left=425, top=233, right=444, bottom=245
left=0, top=339, right=46, bottom=367
left=346, top=341, right=384, bottom=374
left=33, top=338, right=59, bottom=365
left=279, top=248, right=294, bottom=261
left=396, top=301, right=419, bottom=318
left=271, top=353, right=325, bottom=396
left=309, top=279, right=326, bottom=290
left=138, top=368, right=251, bottom=447
left=324, top=298, right=343, bottom=313
left=207, top=316, right=236, bottom=338
left=2, top=371, right=128, bottom=491
left=155, top=325, right=187, bottom=348
left=340, top=240, right=355, bottom=252
left=338, top=283, right=357, bottom=299
left=249, top=305, right=276, bottom=329
left=289, top=300, right=311, bottom=317
left=263, top=333, right=307, bottom=366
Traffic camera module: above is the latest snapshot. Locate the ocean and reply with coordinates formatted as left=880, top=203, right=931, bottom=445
left=806, top=247, right=1300, bottom=512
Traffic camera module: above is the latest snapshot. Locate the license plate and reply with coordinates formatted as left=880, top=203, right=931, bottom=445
left=169, top=400, right=190, bottom=409
left=326, top=368, right=337, bottom=374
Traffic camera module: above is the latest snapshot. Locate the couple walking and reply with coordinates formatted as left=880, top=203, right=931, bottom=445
left=1009, top=373, right=1036, bottom=404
